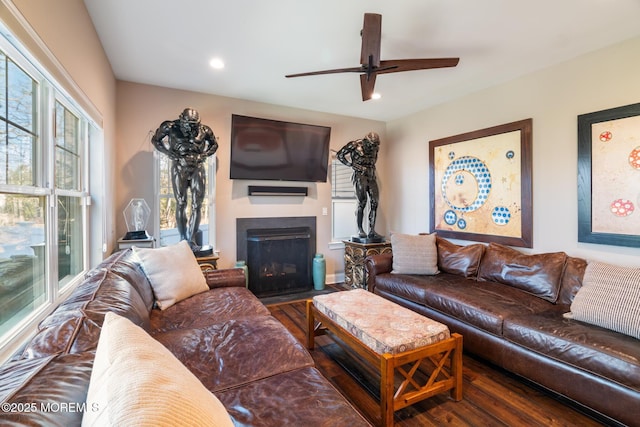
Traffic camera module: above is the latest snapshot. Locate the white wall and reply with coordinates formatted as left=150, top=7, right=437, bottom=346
left=384, top=36, right=640, bottom=267
left=115, top=82, right=386, bottom=276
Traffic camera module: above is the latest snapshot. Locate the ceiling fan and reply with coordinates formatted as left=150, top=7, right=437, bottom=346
left=285, top=13, right=459, bottom=101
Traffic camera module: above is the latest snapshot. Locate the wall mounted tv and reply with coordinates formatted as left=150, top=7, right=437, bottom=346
left=230, top=114, right=331, bottom=182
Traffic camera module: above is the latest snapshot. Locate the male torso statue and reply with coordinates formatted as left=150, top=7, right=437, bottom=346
left=151, top=108, right=218, bottom=252
left=337, top=131, right=383, bottom=242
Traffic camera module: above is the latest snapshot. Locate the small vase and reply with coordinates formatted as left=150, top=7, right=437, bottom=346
left=312, top=253, right=326, bottom=291
left=235, top=260, right=249, bottom=288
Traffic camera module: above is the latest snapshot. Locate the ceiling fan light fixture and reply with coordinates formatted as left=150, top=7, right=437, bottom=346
left=371, top=92, right=381, bottom=100
left=209, top=57, right=225, bottom=70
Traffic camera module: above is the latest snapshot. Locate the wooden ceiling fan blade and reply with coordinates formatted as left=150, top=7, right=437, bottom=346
left=286, top=13, right=460, bottom=102
left=376, top=58, right=459, bottom=75
left=360, top=13, right=381, bottom=67
left=285, top=66, right=365, bottom=78
left=360, top=73, right=377, bottom=101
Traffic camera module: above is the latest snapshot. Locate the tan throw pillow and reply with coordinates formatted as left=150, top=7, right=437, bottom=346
left=133, top=240, right=208, bottom=310
left=83, top=312, right=234, bottom=427
left=390, top=233, right=439, bottom=275
left=564, top=261, right=640, bottom=339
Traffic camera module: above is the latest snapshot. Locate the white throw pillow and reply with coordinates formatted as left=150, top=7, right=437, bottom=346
left=564, top=261, right=640, bottom=339
left=82, top=312, right=234, bottom=427
left=133, top=240, right=208, bottom=310
left=390, top=232, right=439, bottom=275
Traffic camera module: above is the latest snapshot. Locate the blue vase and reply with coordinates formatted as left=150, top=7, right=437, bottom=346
left=235, top=260, right=249, bottom=288
left=313, top=253, right=326, bottom=291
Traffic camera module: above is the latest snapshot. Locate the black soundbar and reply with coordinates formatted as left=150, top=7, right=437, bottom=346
left=248, top=185, right=308, bottom=196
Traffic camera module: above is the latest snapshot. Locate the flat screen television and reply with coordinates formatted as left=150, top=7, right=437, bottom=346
left=230, top=114, right=331, bottom=182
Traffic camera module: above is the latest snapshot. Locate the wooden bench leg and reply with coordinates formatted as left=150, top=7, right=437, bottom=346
left=306, top=299, right=315, bottom=350
left=451, top=333, right=463, bottom=401
left=380, top=353, right=395, bottom=427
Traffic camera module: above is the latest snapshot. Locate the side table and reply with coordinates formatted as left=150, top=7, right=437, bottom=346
left=117, top=237, right=155, bottom=250
left=343, top=240, right=392, bottom=289
left=196, top=254, right=219, bottom=271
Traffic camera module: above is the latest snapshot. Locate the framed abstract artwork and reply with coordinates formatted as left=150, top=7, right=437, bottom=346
left=429, top=119, right=533, bottom=247
left=578, top=102, right=640, bottom=247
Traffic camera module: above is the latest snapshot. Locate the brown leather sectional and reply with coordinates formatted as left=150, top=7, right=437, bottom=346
left=0, top=249, right=371, bottom=426
left=365, top=237, right=640, bottom=426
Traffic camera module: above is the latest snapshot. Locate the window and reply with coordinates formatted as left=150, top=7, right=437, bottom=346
left=331, top=157, right=358, bottom=241
left=155, top=152, right=215, bottom=248
left=55, top=102, right=86, bottom=288
left=0, top=30, right=92, bottom=349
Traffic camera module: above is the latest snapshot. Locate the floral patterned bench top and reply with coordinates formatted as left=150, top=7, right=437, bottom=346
left=313, top=289, right=450, bottom=355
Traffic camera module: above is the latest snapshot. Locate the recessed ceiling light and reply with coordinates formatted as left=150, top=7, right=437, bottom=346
left=209, top=58, right=225, bottom=70
left=371, top=93, right=382, bottom=100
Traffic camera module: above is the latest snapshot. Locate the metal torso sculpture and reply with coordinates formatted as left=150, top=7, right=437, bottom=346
left=151, top=108, right=218, bottom=252
left=336, top=132, right=383, bottom=242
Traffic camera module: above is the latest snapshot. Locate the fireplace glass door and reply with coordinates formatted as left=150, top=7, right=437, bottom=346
left=246, top=227, right=312, bottom=297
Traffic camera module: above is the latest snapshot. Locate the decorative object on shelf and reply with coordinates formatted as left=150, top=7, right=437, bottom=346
left=312, top=253, right=326, bottom=291
left=234, top=260, right=249, bottom=288
left=337, top=131, right=384, bottom=243
left=578, top=102, right=640, bottom=248
left=123, top=198, right=151, bottom=240
left=343, top=240, right=392, bottom=289
left=151, top=108, right=218, bottom=256
left=429, top=119, right=533, bottom=248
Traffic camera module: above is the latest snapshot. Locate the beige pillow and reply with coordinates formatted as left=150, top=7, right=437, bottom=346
left=83, top=312, right=234, bottom=427
left=390, top=232, right=439, bottom=275
left=564, top=261, right=640, bottom=339
left=133, top=240, right=208, bottom=310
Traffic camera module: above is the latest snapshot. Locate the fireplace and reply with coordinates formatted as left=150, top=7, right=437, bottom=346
left=237, top=217, right=316, bottom=297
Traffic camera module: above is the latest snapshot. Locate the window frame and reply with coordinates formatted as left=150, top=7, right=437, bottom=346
left=330, top=156, right=359, bottom=244
left=0, top=24, right=94, bottom=361
left=153, top=150, right=217, bottom=249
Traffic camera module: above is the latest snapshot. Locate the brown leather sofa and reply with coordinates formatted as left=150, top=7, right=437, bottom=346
left=365, top=238, right=640, bottom=427
left=0, top=249, right=371, bottom=426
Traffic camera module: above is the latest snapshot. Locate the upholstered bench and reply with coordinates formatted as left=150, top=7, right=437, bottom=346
left=307, top=289, right=463, bottom=426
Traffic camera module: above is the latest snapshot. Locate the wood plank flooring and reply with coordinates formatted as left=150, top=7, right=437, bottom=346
left=268, top=299, right=609, bottom=427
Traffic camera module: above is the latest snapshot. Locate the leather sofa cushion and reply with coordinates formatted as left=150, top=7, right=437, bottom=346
left=155, top=317, right=314, bottom=392
left=477, top=243, right=567, bottom=303
left=436, top=236, right=485, bottom=277
left=0, top=352, right=93, bottom=426
left=20, top=314, right=101, bottom=359
left=503, top=308, right=640, bottom=392
left=19, top=270, right=151, bottom=358
left=216, top=367, right=372, bottom=427
left=149, top=286, right=270, bottom=333
left=372, top=273, right=433, bottom=306
left=91, top=249, right=155, bottom=310
left=557, top=256, right=587, bottom=305
left=374, top=272, right=552, bottom=335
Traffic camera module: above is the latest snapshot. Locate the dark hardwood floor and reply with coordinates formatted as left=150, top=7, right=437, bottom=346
left=268, top=298, right=609, bottom=427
